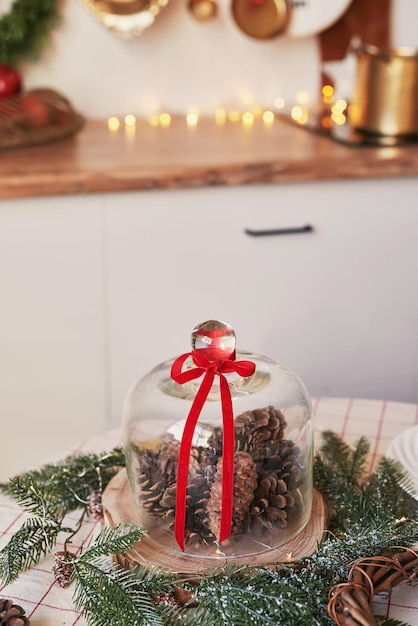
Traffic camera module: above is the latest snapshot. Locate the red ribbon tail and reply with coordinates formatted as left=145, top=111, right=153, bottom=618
left=171, top=352, right=255, bottom=550
left=218, top=374, right=235, bottom=543
left=174, top=369, right=215, bottom=551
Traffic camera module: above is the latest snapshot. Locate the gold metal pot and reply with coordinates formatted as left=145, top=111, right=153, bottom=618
left=350, top=44, right=418, bottom=137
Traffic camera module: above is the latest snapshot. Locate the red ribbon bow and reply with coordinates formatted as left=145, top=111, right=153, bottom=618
left=170, top=351, right=256, bottom=551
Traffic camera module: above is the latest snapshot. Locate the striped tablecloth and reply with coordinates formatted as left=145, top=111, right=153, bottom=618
left=0, top=397, right=417, bottom=625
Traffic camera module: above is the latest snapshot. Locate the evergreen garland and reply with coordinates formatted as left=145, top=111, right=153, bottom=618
left=0, top=432, right=417, bottom=626
left=0, top=0, right=59, bottom=67
left=0, top=447, right=126, bottom=584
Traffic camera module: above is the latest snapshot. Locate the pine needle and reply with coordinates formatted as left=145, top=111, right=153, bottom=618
left=318, top=431, right=370, bottom=482
left=164, top=566, right=333, bottom=626
left=0, top=515, right=61, bottom=584
left=4, top=448, right=125, bottom=516
left=348, top=435, right=370, bottom=483
left=80, top=523, right=146, bottom=561
left=130, top=564, right=177, bottom=596
left=370, top=456, right=418, bottom=515
left=73, top=558, right=163, bottom=626
left=313, top=434, right=418, bottom=535
left=7, top=474, right=60, bottom=518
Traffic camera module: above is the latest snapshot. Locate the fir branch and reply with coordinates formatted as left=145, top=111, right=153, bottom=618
left=313, top=434, right=418, bottom=535
left=318, top=430, right=357, bottom=477
left=4, top=448, right=125, bottom=517
left=313, top=454, right=360, bottom=530
left=131, top=564, right=177, bottom=598
left=366, top=456, right=418, bottom=518
left=79, top=523, right=146, bottom=561
left=300, top=521, right=418, bottom=583
left=165, top=565, right=334, bottom=626
left=73, top=558, right=163, bottom=626
left=318, top=430, right=370, bottom=483
left=0, top=515, right=61, bottom=584
left=0, top=449, right=125, bottom=585
left=72, top=523, right=160, bottom=625
left=0, top=0, right=60, bottom=66
left=348, top=435, right=370, bottom=483
left=7, top=474, right=61, bottom=518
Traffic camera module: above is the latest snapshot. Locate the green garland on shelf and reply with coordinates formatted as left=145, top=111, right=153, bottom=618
left=0, top=0, right=59, bottom=67
left=0, top=432, right=417, bottom=626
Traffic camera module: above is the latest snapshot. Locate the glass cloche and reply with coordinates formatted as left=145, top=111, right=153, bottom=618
left=122, top=320, right=313, bottom=560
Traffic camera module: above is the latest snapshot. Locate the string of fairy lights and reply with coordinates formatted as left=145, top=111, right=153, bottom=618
left=106, top=85, right=349, bottom=132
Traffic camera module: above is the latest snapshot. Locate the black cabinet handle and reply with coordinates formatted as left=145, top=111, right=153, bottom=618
left=244, top=224, right=314, bottom=237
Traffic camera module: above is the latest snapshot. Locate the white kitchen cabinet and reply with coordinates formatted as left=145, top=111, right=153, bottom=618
left=0, top=195, right=108, bottom=480
left=105, top=177, right=418, bottom=422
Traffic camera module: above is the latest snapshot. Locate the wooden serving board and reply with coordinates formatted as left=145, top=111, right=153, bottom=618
left=103, top=469, right=327, bottom=575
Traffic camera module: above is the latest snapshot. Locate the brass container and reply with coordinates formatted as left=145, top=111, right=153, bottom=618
left=350, top=44, right=418, bottom=137
left=231, top=0, right=289, bottom=40
left=78, top=0, right=168, bottom=36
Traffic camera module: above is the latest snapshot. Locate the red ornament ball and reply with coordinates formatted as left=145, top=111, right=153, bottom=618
left=0, top=64, right=22, bottom=97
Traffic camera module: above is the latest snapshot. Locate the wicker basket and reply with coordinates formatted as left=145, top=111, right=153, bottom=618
left=0, top=88, right=84, bottom=151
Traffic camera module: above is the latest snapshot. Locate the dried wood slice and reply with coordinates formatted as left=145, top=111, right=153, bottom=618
left=103, top=468, right=327, bottom=575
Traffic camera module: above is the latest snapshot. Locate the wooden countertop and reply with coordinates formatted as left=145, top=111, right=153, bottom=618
left=1, top=115, right=418, bottom=200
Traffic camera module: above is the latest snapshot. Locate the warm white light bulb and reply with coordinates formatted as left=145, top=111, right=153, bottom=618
left=242, top=111, right=254, bottom=127
left=186, top=112, right=199, bottom=127
left=274, top=97, right=285, bottom=110
left=124, top=114, right=136, bottom=127
left=228, top=110, right=240, bottom=122
left=262, top=110, right=275, bottom=125
left=296, top=91, right=309, bottom=105
left=215, top=108, right=227, bottom=125
left=108, top=116, right=120, bottom=131
left=159, top=113, right=171, bottom=127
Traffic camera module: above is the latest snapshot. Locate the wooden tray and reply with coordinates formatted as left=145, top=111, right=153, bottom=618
left=103, top=469, right=327, bottom=575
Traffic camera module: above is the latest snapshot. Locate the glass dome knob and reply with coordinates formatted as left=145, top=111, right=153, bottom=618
left=191, top=320, right=236, bottom=361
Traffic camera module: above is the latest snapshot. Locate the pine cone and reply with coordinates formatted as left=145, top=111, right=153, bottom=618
left=151, top=591, right=178, bottom=607
left=250, top=474, right=289, bottom=536
left=261, top=439, right=301, bottom=491
left=235, top=406, right=287, bottom=459
left=137, top=435, right=180, bottom=519
left=52, top=551, right=77, bottom=588
left=134, top=407, right=301, bottom=546
left=249, top=439, right=302, bottom=537
left=189, top=445, right=216, bottom=476
left=86, top=489, right=103, bottom=519
left=185, top=473, right=215, bottom=545
left=206, top=451, right=258, bottom=538
left=207, top=428, right=223, bottom=459
left=159, top=464, right=217, bottom=546
left=0, top=599, right=30, bottom=625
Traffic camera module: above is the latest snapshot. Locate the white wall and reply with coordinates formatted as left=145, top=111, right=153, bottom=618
left=391, top=0, right=418, bottom=47
left=21, top=0, right=322, bottom=118
left=17, top=0, right=418, bottom=119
